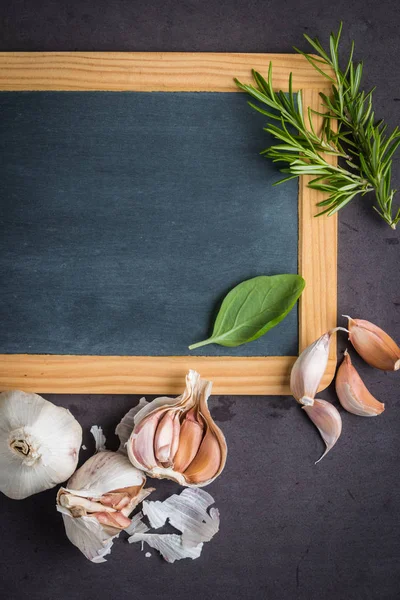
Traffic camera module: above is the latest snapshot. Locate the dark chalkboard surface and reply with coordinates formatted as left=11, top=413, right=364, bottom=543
left=0, top=91, right=298, bottom=357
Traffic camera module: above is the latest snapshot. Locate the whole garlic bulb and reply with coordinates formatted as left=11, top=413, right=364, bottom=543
left=126, top=370, right=227, bottom=487
left=0, top=390, right=82, bottom=500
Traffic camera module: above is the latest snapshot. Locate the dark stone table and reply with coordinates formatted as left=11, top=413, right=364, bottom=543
left=0, top=1, right=399, bottom=599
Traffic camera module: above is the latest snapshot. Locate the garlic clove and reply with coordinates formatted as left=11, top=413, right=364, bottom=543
left=335, top=350, right=385, bottom=417
left=95, top=511, right=131, bottom=530
left=154, top=409, right=180, bottom=466
left=0, top=390, right=82, bottom=500
left=345, top=316, right=400, bottom=371
left=130, top=411, right=163, bottom=470
left=173, top=408, right=204, bottom=473
left=116, top=397, right=149, bottom=453
left=60, top=493, right=117, bottom=514
left=302, top=399, right=342, bottom=463
left=169, top=411, right=181, bottom=464
left=99, top=485, right=144, bottom=510
left=290, top=328, right=347, bottom=406
left=183, top=428, right=222, bottom=485
left=120, top=486, right=154, bottom=518
left=183, top=378, right=227, bottom=487
left=126, top=371, right=227, bottom=487
left=99, top=494, right=130, bottom=510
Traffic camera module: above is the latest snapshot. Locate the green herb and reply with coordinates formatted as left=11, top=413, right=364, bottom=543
left=235, top=23, right=400, bottom=229
left=188, top=274, right=305, bottom=350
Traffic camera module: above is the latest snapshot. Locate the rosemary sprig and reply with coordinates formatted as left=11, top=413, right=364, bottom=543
left=235, top=23, right=400, bottom=229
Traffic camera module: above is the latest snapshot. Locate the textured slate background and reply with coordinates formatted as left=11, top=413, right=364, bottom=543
left=0, top=91, right=298, bottom=356
left=0, top=1, right=399, bottom=599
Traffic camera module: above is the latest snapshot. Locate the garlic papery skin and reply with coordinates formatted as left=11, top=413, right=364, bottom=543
left=335, top=351, right=385, bottom=417
left=57, top=450, right=152, bottom=562
left=126, top=370, right=227, bottom=488
left=345, top=316, right=400, bottom=371
left=0, top=390, right=82, bottom=500
left=302, top=399, right=342, bottom=463
left=290, top=328, right=348, bottom=405
left=127, top=488, right=220, bottom=563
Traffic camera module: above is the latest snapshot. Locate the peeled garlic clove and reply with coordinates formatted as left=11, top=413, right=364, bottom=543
left=0, top=390, right=82, bottom=500
left=336, top=350, right=385, bottom=417
left=302, top=399, right=342, bottom=463
left=345, top=316, right=400, bottom=371
left=173, top=408, right=204, bottom=473
left=126, top=370, right=227, bottom=487
left=57, top=450, right=151, bottom=562
left=290, top=328, right=347, bottom=406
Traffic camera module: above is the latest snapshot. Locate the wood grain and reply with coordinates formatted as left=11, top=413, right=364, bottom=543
left=0, top=52, right=332, bottom=92
left=298, top=89, right=338, bottom=380
left=0, top=354, right=336, bottom=395
left=0, top=53, right=338, bottom=394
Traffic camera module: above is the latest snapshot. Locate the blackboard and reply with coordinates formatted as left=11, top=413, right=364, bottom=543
left=0, top=53, right=337, bottom=394
left=0, top=90, right=298, bottom=356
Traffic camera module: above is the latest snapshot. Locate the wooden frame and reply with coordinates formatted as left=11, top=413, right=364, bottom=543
left=0, top=53, right=337, bottom=395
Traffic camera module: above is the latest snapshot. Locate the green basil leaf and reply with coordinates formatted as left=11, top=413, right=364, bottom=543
left=188, top=274, right=305, bottom=349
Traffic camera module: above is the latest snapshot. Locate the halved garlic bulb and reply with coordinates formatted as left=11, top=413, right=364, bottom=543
left=126, top=370, right=227, bottom=487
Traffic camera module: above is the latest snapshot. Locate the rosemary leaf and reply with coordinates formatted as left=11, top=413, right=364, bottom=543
left=235, top=24, right=400, bottom=229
